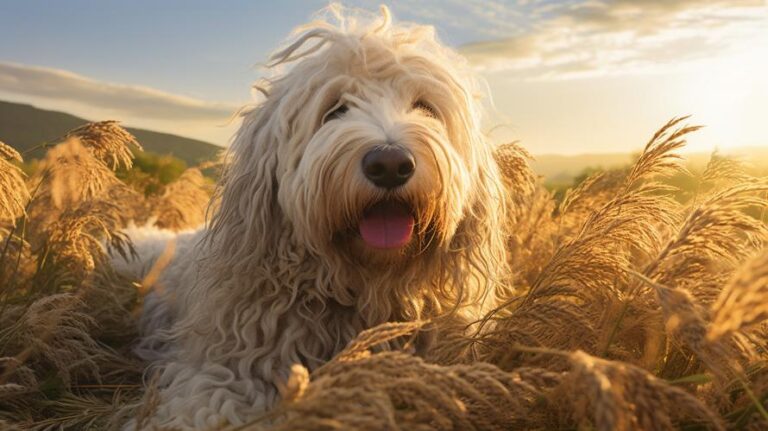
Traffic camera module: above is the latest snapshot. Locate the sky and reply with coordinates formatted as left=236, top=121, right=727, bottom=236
left=0, top=0, right=767, bottom=155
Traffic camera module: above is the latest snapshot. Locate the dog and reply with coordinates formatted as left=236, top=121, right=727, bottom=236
left=122, top=5, right=509, bottom=430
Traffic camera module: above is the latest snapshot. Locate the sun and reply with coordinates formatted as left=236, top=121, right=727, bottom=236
left=680, top=30, right=768, bottom=152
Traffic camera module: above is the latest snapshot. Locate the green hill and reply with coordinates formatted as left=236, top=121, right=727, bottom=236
left=0, top=100, right=222, bottom=165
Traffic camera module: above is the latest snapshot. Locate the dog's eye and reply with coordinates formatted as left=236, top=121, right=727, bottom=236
left=323, top=104, right=349, bottom=124
left=412, top=100, right=438, bottom=119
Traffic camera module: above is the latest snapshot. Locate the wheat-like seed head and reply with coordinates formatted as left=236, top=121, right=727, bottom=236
left=0, top=141, right=30, bottom=225
left=42, top=199, right=134, bottom=279
left=566, top=350, right=724, bottom=431
left=0, top=294, right=100, bottom=388
left=644, top=181, right=768, bottom=303
left=63, top=121, right=142, bottom=170
left=151, top=168, right=212, bottom=231
left=468, top=118, right=698, bottom=370
left=646, top=279, right=745, bottom=382
left=493, top=142, right=536, bottom=198
left=700, top=151, right=751, bottom=191
left=625, top=116, right=697, bottom=189
left=709, top=250, right=768, bottom=341
left=0, top=141, right=22, bottom=163
left=35, top=138, right=119, bottom=209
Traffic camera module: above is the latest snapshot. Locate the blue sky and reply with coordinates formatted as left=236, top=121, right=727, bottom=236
left=0, top=0, right=337, bottom=101
left=1, top=1, right=767, bottom=154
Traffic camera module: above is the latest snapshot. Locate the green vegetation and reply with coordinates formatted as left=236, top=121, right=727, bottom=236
left=117, top=152, right=189, bottom=196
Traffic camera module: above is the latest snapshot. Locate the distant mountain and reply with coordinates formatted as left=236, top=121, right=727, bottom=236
left=531, top=153, right=633, bottom=181
left=0, top=100, right=221, bottom=165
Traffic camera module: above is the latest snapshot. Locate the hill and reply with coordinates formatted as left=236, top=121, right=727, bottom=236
left=532, top=147, right=768, bottom=184
left=0, top=100, right=221, bottom=165
left=531, top=153, right=633, bottom=183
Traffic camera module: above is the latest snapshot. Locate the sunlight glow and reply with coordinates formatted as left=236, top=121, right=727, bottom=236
left=681, top=31, right=768, bottom=151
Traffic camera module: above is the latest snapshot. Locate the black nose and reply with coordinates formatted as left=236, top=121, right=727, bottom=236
left=362, top=147, right=416, bottom=189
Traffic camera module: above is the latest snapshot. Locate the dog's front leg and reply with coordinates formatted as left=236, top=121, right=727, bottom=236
left=127, top=360, right=280, bottom=431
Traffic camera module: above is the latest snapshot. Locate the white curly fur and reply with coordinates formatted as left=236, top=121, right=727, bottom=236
left=122, top=5, right=509, bottom=430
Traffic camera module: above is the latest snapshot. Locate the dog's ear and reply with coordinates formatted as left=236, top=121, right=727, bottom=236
left=204, top=103, right=283, bottom=265
left=442, top=136, right=512, bottom=315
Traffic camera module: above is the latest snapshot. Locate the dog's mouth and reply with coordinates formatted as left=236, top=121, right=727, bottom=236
left=358, top=200, right=415, bottom=249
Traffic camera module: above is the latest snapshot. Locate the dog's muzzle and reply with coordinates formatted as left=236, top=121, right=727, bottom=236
left=357, top=147, right=417, bottom=249
left=361, top=147, right=415, bottom=189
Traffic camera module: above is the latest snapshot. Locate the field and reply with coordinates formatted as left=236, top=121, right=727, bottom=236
left=1, top=118, right=768, bottom=430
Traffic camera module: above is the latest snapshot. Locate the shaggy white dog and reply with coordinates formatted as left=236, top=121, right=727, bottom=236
left=122, top=5, right=509, bottom=430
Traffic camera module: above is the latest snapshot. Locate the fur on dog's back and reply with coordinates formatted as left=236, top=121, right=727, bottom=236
left=114, top=225, right=204, bottom=361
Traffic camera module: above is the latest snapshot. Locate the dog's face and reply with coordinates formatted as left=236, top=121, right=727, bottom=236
left=213, top=12, right=502, bottom=278
left=268, top=31, right=484, bottom=266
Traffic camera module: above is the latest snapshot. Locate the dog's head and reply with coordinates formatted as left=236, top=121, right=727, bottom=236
left=209, top=6, right=506, bottom=292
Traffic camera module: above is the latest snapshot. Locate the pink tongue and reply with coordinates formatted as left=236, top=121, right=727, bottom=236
left=359, top=202, right=415, bottom=249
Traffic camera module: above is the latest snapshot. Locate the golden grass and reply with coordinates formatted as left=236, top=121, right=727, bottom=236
left=1, top=118, right=768, bottom=430
left=0, top=141, right=30, bottom=225
left=151, top=168, right=214, bottom=231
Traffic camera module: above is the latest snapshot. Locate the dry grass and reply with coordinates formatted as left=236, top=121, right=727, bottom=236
left=0, top=141, right=30, bottom=225
left=64, top=121, right=142, bottom=170
left=151, top=168, right=214, bottom=231
left=1, top=117, right=768, bottom=430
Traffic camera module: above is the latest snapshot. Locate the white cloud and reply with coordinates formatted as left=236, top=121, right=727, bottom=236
left=0, top=62, right=238, bottom=121
left=0, top=62, right=243, bottom=144
left=458, top=0, right=768, bottom=79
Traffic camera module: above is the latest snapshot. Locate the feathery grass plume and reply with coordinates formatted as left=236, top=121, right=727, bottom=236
left=24, top=138, right=144, bottom=263
left=525, top=117, right=694, bottom=302
left=0, top=225, right=34, bottom=290
left=31, top=137, right=120, bottom=210
left=105, top=180, right=151, bottom=227
left=0, top=280, right=143, bottom=428
left=256, top=322, right=560, bottom=431
left=493, top=142, right=548, bottom=285
left=564, top=350, right=724, bottom=431
left=641, top=276, right=745, bottom=382
left=36, top=199, right=134, bottom=284
left=493, top=141, right=536, bottom=211
left=64, top=121, right=142, bottom=170
left=0, top=357, right=37, bottom=404
left=124, top=372, right=162, bottom=431
left=558, top=172, right=606, bottom=216
left=0, top=142, right=22, bottom=163
left=596, top=179, right=768, bottom=373
left=699, top=150, right=751, bottom=193
left=709, top=249, right=768, bottom=340
left=644, top=181, right=768, bottom=304
left=23, top=392, right=137, bottom=430
left=467, top=118, right=696, bottom=368
left=334, top=321, right=426, bottom=360
left=0, top=294, right=100, bottom=388
left=553, top=169, right=632, bottom=246
left=505, top=184, right=559, bottom=287
left=556, top=169, right=628, bottom=228
left=78, top=268, right=141, bottom=347
left=152, top=167, right=213, bottom=231
left=0, top=141, right=30, bottom=225
left=626, top=116, right=696, bottom=186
